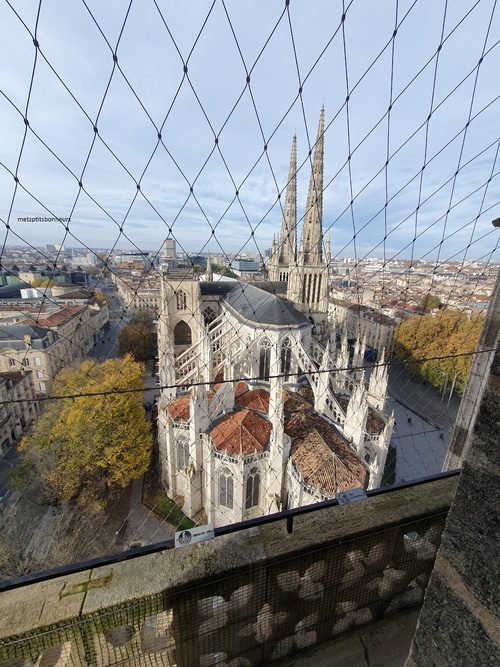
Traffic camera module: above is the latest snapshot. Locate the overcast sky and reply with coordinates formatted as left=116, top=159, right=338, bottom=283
left=1, top=0, right=499, bottom=265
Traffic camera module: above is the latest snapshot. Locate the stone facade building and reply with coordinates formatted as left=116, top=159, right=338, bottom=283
left=0, top=370, right=37, bottom=456
left=329, top=298, right=398, bottom=359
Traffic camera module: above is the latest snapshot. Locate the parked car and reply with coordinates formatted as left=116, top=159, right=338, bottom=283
left=143, top=402, right=152, bottom=411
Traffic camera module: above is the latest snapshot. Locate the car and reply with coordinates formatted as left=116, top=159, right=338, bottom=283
left=143, top=402, right=152, bottom=411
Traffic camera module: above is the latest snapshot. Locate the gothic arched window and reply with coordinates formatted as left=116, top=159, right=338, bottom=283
left=219, top=467, right=234, bottom=509
left=280, top=337, right=292, bottom=381
left=177, top=436, right=190, bottom=469
left=259, top=338, right=271, bottom=381
left=245, top=467, right=260, bottom=509
left=203, top=306, right=217, bottom=327
left=174, top=320, right=192, bottom=345
left=176, top=290, right=187, bottom=311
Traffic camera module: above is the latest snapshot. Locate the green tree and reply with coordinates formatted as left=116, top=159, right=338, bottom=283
left=211, top=263, right=238, bottom=279
left=420, top=293, right=442, bottom=309
left=13, top=357, right=152, bottom=507
left=129, top=310, right=155, bottom=331
left=394, top=309, right=483, bottom=394
left=118, top=323, right=153, bottom=362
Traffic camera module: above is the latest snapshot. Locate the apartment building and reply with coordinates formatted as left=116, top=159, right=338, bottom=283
left=0, top=305, right=103, bottom=393
left=329, top=298, right=398, bottom=359
left=0, top=370, right=37, bottom=454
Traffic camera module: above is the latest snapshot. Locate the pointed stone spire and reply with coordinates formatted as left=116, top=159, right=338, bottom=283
left=205, top=250, right=213, bottom=282
left=279, top=134, right=297, bottom=264
left=314, top=341, right=331, bottom=413
left=299, top=108, right=325, bottom=265
left=325, top=231, right=331, bottom=265
left=345, top=378, right=368, bottom=453
left=368, top=349, right=389, bottom=411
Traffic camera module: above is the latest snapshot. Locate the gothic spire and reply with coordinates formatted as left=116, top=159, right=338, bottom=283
left=279, top=134, right=297, bottom=264
left=205, top=250, right=213, bottom=282
left=299, top=107, right=324, bottom=265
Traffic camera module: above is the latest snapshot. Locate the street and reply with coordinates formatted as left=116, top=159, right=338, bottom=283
left=387, top=362, right=461, bottom=481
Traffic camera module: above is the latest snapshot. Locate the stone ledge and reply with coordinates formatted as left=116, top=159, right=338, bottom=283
left=0, top=476, right=457, bottom=638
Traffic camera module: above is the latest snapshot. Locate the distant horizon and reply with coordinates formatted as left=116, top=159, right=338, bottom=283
left=1, top=243, right=497, bottom=267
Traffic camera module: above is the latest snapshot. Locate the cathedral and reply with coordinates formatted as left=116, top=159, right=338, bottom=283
left=156, top=110, right=393, bottom=528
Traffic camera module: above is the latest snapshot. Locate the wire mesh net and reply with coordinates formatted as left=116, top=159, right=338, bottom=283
left=0, top=509, right=448, bottom=666
left=0, top=0, right=498, bottom=582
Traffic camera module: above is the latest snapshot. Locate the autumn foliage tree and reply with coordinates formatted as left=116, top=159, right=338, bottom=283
left=394, top=309, right=484, bottom=394
left=30, top=278, right=55, bottom=288
left=93, top=288, right=111, bottom=307
left=118, top=322, right=153, bottom=362
left=13, top=357, right=152, bottom=507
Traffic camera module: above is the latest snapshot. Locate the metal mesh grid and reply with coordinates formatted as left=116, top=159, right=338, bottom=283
left=0, top=509, right=447, bottom=667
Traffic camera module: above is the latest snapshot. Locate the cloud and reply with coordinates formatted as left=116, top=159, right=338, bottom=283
left=0, top=0, right=498, bottom=262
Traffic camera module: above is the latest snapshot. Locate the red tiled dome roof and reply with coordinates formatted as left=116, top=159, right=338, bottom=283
left=210, top=409, right=271, bottom=455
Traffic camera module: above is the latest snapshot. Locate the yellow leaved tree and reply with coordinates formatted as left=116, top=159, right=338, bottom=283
left=16, top=356, right=152, bottom=507
left=394, top=309, right=484, bottom=394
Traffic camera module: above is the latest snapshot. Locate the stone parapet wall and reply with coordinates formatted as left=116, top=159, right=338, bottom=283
left=406, top=349, right=500, bottom=667
left=0, top=476, right=457, bottom=667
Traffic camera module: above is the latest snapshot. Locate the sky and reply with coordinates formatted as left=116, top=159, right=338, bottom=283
left=0, top=0, right=499, bottom=266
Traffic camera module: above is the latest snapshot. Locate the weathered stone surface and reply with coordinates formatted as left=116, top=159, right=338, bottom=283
left=0, top=571, right=88, bottom=637
left=407, top=350, right=500, bottom=666
left=409, top=573, right=498, bottom=667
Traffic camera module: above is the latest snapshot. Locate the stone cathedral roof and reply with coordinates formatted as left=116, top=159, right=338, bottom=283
left=236, top=388, right=270, bottom=412
left=210, top=409, right=271, bottom=456
left=285, top=412, right=368, bottom=494
left=225, top=283, right=310, bottom=327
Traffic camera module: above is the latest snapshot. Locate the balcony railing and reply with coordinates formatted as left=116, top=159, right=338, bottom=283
left=0, top=472, right=458, bottom=667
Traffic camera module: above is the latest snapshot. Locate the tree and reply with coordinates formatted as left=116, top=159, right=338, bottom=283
left=96, top=253, right=110, bottom=273
left=129, top=310, right=155, bottom=331
left=30, top=278, right=54, bottom=288
left=211, top=263, right=238, bottom=279
left=118, top=323, right=153, bottom=362
left=394, top=309, right=484, bottom=394
left=420, top=293, right=442, bottom=309
left=13, top=357, right=152, bottom=507
left=94, top=288, right=111, bottom=307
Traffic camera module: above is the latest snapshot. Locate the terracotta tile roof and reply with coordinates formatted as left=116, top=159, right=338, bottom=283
left=167, top=395, right=190, bottom=421
left=235, top=381, right=249, bottom=397
left=366, top=408, right=385, bottom=434
left=283, top=390, right=312, bottom=413
left=214, top=381, right=248, bottom=397
left=298, top=384, right=314, bottom=404
left=285, top=412, right=367, bottom=494
left=168, top=391, right=215, bottom=421
left=20, top=306, right=85, bottom=328
left=210, top=409, right=271, bottom=455
left=236, top=388, right=269, bottom=412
